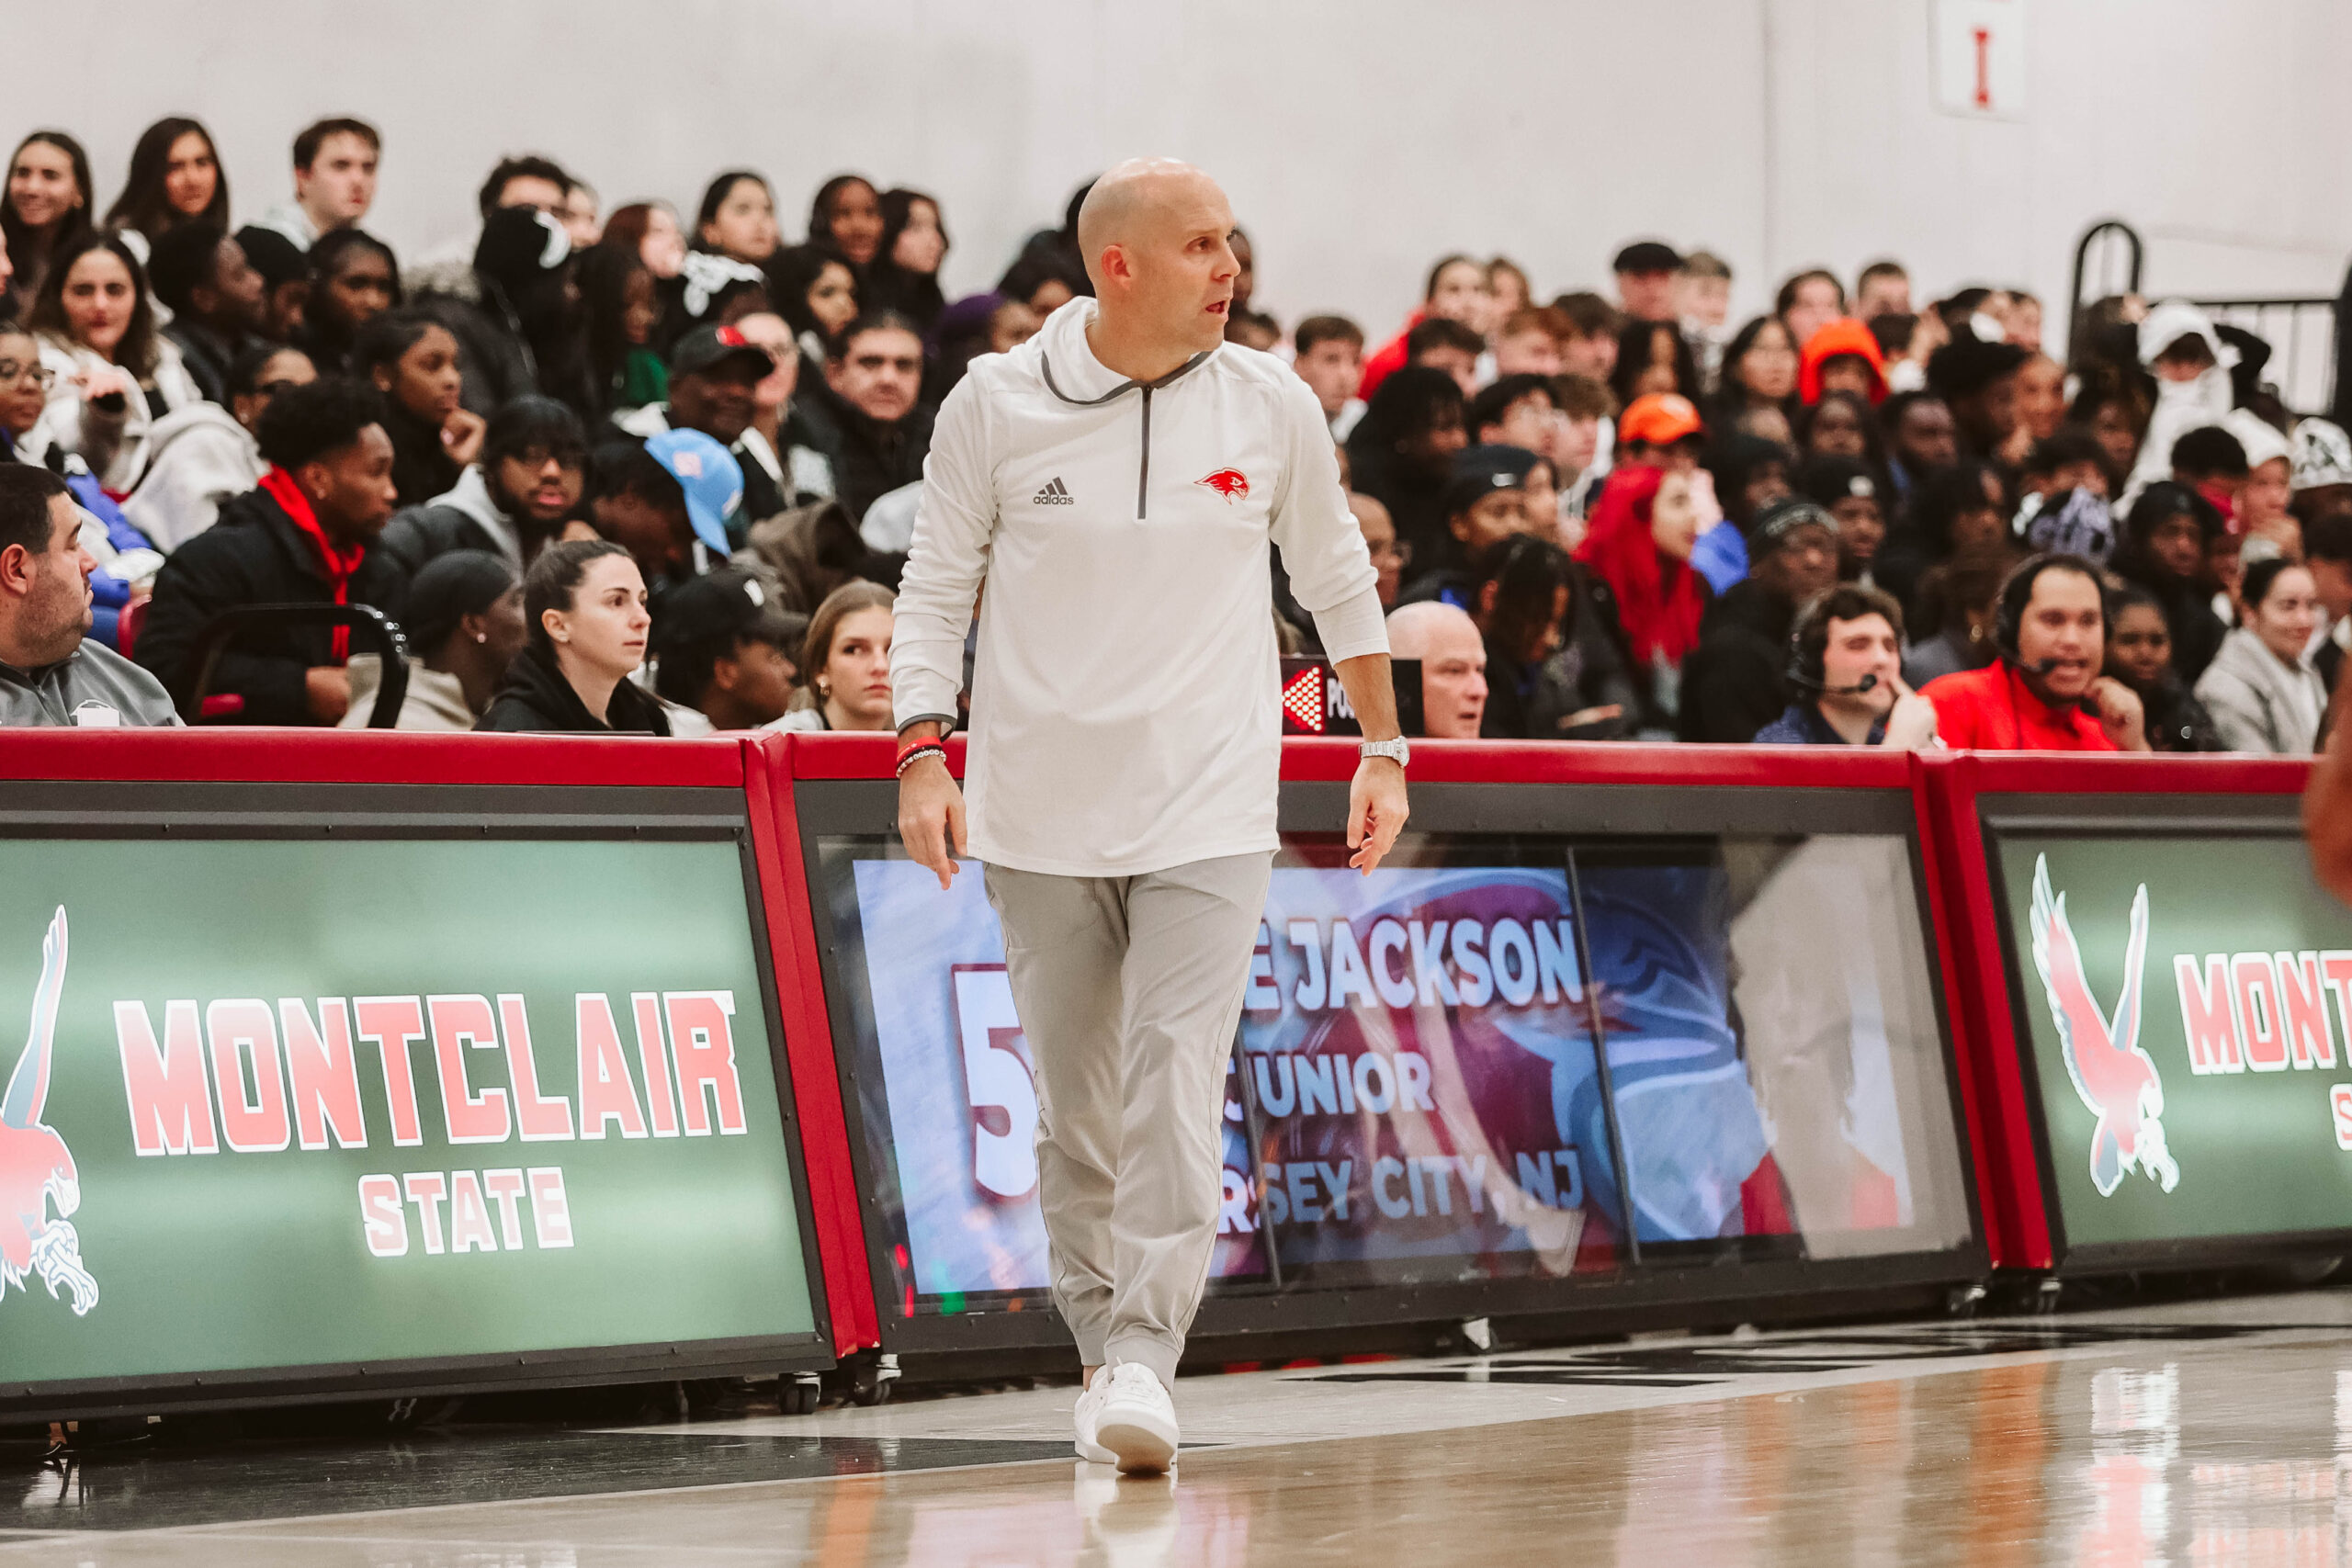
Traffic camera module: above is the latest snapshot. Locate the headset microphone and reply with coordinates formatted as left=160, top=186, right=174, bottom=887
left=2018, top=658, right=2063, bottom=676
left=1788, top=671, right=1880, bottom=697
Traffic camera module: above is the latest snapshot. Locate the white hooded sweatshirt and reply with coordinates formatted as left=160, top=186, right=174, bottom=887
left=2123, top=299, right=2238, bottom=507
left=30, top=333, right=204, bottom=495
left=891, top=297, right=1386, bottom=877
left=120, top=401, right=267, bottom=551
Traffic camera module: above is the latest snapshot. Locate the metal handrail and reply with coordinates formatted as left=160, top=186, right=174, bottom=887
left=181, top=603, right=411, bottom=728
left=2185, top=296, right=2339, bottom=414
left=2182, top=294, right=2337, bottom=310
left=2068, top=219, right=2143, bottom=353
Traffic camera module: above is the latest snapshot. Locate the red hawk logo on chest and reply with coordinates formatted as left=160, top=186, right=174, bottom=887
left=1195, top=468, right=1250, bottom=503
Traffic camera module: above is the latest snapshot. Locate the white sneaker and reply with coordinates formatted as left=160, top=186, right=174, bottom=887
left=1091, top=1363, right=1179, bottom=1474
left=1072, top=1367, right=1116, bottom=1463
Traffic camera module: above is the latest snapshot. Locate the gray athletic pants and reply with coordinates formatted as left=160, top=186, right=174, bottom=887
left=983, top=851, right=1273, bottom=1386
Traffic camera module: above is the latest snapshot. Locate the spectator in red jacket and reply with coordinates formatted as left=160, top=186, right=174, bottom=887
left=1921, top=554, right=2151, bottom=750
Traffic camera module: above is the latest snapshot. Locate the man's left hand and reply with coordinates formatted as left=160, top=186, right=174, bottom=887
left=1348, top=757, right=1408, bottom=874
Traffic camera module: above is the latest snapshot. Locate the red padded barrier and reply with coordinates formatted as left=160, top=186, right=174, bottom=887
left=769, top=733, right=1962, bottom=1348
left=1919, top=755, right=2049, bottom=1267
left=1905, top=752, right=2009, bottom=1268
left=1912, top=750, right=2312, bottom=1269
left=3, top=727, right=2310, bottom=1346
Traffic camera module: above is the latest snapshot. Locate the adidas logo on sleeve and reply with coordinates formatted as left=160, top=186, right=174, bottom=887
left=1033, top=477, right=1073, bottom=505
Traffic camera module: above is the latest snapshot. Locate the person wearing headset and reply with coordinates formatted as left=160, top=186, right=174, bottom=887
left=1920, top=552, right=2152, bottom=750
left=1753, top=582, right=1941, bottom=746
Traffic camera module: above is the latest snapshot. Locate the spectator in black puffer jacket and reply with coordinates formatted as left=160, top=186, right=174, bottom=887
left=135, top=377, right=405, bottom=725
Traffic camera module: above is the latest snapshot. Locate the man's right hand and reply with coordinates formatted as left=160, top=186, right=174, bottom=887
left=2086, top=675, right=2151, bottom=752
left=897, top=741, right=967, bottom=890
left=305, top=666, right=352, bottom=725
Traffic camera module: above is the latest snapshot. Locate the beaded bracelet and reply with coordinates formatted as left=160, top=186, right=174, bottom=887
left=895, top=741, right=948, bottom=778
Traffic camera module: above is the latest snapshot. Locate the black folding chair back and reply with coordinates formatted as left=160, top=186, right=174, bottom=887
left=180, top=604, right=412, bottom=728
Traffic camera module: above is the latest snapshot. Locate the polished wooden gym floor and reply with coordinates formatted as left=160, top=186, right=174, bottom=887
left=8, top=1291, right=2352, bottom=1563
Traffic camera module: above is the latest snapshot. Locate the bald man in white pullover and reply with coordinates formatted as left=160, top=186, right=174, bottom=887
left=891, top=159, right=1408, bottom=1472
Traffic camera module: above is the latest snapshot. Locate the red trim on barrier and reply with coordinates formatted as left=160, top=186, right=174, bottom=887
left=743, top=733, right=881, bottom=1355
left=1907, top=753, right=2007, bottom=1267
left=1275, top=737, right=1918, bottom=785
left=1955, top=750, right=2309, bottom=796
left=0, top=730, right=744, bottom=787
left=794, top=732, right=966, bottom=779
left=1917, top=755, right=2046, bottom=1267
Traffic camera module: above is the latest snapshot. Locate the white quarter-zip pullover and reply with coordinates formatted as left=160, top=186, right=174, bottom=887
left=892, top=297, right=1387, bottom=877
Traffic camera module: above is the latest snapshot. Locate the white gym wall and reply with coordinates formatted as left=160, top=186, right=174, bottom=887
left=14, top=0, right=2348, bottom=354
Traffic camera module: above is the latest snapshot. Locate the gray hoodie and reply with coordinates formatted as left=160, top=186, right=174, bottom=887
left=426, top=467, right=523, bottom=563
left=0, top=639, right=182, bottom=728
left=2194, top=626, right=2325, bottom=755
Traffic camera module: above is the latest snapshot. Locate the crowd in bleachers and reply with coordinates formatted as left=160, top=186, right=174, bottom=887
left=1, top=115, right=2346, bottom=752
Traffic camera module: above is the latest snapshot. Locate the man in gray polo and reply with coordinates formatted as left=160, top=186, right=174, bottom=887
left=0, top=466, right=179, bottom=728
left=892, top=158, right=1409, bottom=1472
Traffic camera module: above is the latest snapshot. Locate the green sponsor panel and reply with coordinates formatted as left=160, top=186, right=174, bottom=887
left=0, top=837, right=815, bottom=1386
left=1996, top=833, right=2352, bottom=1250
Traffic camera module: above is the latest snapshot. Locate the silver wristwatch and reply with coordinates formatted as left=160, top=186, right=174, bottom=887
left=1359, top=736, right=1410, bottom=768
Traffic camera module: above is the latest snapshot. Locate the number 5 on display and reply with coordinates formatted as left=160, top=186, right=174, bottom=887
left=952, top=966, right=1039, bottom=1200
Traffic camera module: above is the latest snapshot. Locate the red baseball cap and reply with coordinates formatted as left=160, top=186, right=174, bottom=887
left=1620, top=392, right=1703, bottom=447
